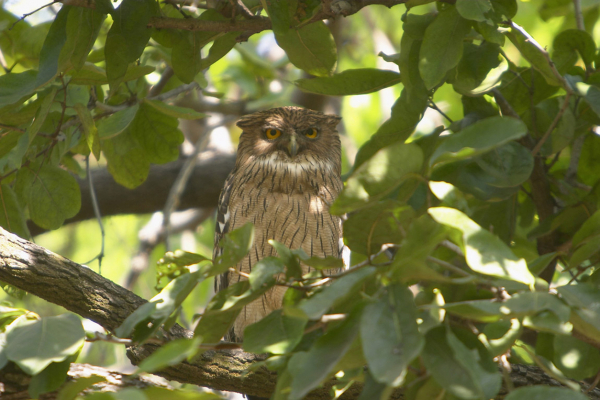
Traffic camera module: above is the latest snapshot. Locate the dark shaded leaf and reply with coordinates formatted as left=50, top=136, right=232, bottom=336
left=28, top=165, right=81, bottom=230
left=419, top=5, right=471, bottom=89
left=361, top=284, right=424, bottom=386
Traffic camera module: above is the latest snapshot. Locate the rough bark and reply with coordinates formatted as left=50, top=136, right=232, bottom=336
left=27, top=153, right=236, bottom=237
left=2, top=228, right=600, bottom=398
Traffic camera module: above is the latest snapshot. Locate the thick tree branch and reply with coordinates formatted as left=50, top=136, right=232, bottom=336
left=2, top=228, right=600, bottom=398
left=0, top=362, right=171, bottom=400
left=27, top=153, right=236, bottom=236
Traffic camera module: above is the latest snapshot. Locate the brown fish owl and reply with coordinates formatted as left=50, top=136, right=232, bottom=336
left=213, top=106, right=344, bottom=341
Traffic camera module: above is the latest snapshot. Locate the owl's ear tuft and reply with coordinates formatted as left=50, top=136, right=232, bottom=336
left=326, top=115, right=342, bottom=129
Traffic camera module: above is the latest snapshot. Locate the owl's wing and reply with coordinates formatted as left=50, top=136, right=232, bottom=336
left=213, top=170, right=236, bottom=292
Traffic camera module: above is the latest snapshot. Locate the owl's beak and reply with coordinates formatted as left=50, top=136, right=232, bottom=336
left=287, top=135, right=298, bottom=157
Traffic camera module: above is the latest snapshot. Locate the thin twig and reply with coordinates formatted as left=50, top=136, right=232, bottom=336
left=162, top=118, right=234, bottom=249
left=508, top=22, right=573, bottom=95
left=429, top=100, right=453, bottom=123
left=531, top=92, right=572, bottom=157
left=573, top=0, right=585, bottom=31
left=81, top=156, right=105, bottom=272
left=585, top=368, right=600, bottom=394
left=427, top=256, right=471, bottom=277
left=148, top=67, right=175, bottom=97
left=10, top=1, right=58, bottom=29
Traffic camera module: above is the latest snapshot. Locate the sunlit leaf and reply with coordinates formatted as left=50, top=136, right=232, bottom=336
left=5, top=314, right=84, bottom=375
left=428, top=207, right=535, bottom=286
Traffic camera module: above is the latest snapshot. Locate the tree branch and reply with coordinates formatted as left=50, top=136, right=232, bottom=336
left=27, top=153, right=236, bottom=236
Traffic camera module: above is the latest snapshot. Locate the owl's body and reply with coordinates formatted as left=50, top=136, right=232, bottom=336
left=213, top=107, right=343, bottom=341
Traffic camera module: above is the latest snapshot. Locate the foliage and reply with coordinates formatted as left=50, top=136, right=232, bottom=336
left=1, top=0, right=600, bottom=399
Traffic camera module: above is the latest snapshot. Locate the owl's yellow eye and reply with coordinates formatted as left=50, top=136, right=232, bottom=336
left=304, top=128, right=319, bottom=139
left=265, top=129, right=282, bottom=140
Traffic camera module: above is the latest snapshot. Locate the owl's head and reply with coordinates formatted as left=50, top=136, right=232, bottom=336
left=235, top=107, right=342, bottom=172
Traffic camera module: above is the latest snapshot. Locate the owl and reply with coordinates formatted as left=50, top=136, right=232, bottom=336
left=213, top=106, right=344, bottom=341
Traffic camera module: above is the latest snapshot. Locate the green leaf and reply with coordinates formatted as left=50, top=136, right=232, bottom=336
left=456, top=0, right=492, bottom=21
left=59, top=7, right=106, bottom=71
left=419, top=5, right=471, bottom=89
left=265, top=0, right=297, bottom=35
left=36, top=6, right=70, bottom=87
left=422, top=326, right=500, bottom=399
left=105, top=0, right=159, bottom=89
left=361, top=284, right=424, bottom=387
left=287, top=305, right=362, bottom=400
left=332, top=142, right=423, bottom=214
left=171, top=10, right=227, bottom=83
left=28, top=165, right=81, bottom=230
left=553, top=335, right=600, bottom=380
left=481, top=319, right=522, bottom=357
left=295, top=69, right=401, bottom=96
left=243, top=309, right=307, bottom=354
left=357, top=369, right=394, bottom=400
left=299, top=267, right=376, bottom=320
left=504, top=386, right=587, bottom=400
left=269, top=240, right=303, bottom=280
left=97, top=104, right=139, bottom=139
left=572, top=210, right=600, bottom=248
left=102, top=102, right=183, bottom=188
left=4, top=87, right=56, bottom=171
left=430, top=116, right=528, bottom=167
left=570, top=79, right=600, bottom=119
left=344, top=200, right=414, bottom=256
left=0, top=184, right=29, bottom=238
left=443, top=300, right=503, bottom=322
left=142, top=388, right=223, bottom=400
left=428, top=207, right=535, bottom=286
left=5, top=314, right=84, bottom=375
left=506, top=25, right=563, bottom=87
left=29, top=357, right=73, bottom=399
left=102, top=126, right=150, bottom=188
left=0, top=70, right=38, bottom=108
left=136, top=337, right=202, bottom=373
left=451, top=42, right=508, bottom=95
left=557, top=283, right=600, bottom=342
left=130, top=102, right=184, bottom=164
left=143, top=99, right=206, bottom=120
left=552, top=29, right=596, bottom=73
left=56, top=375, right=106, bottom=400
left=193, top=279, right=273, bottom=343
left=473, top=142, right=534, bottom=187
left=73, top=103, right=100, bottom=160
left=430, top=159, right=521, bottom=201
left=569, top=235, right=600, bottom=269
left=116, top=270, right=203, bottom=342
left=212, top=223, right=255, bottom=275
left=275, top=21, right=337, bottom=77
left=68, top=63, right=155, bottom=86
left=157, top=250, right=209, bottom=268
left=199, top=31, right=240, bottom=70
left=248, top=257, right=285, bottom=291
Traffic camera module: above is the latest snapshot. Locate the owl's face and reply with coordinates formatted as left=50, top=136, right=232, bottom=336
left=235, top=107, right=342, bottom=174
